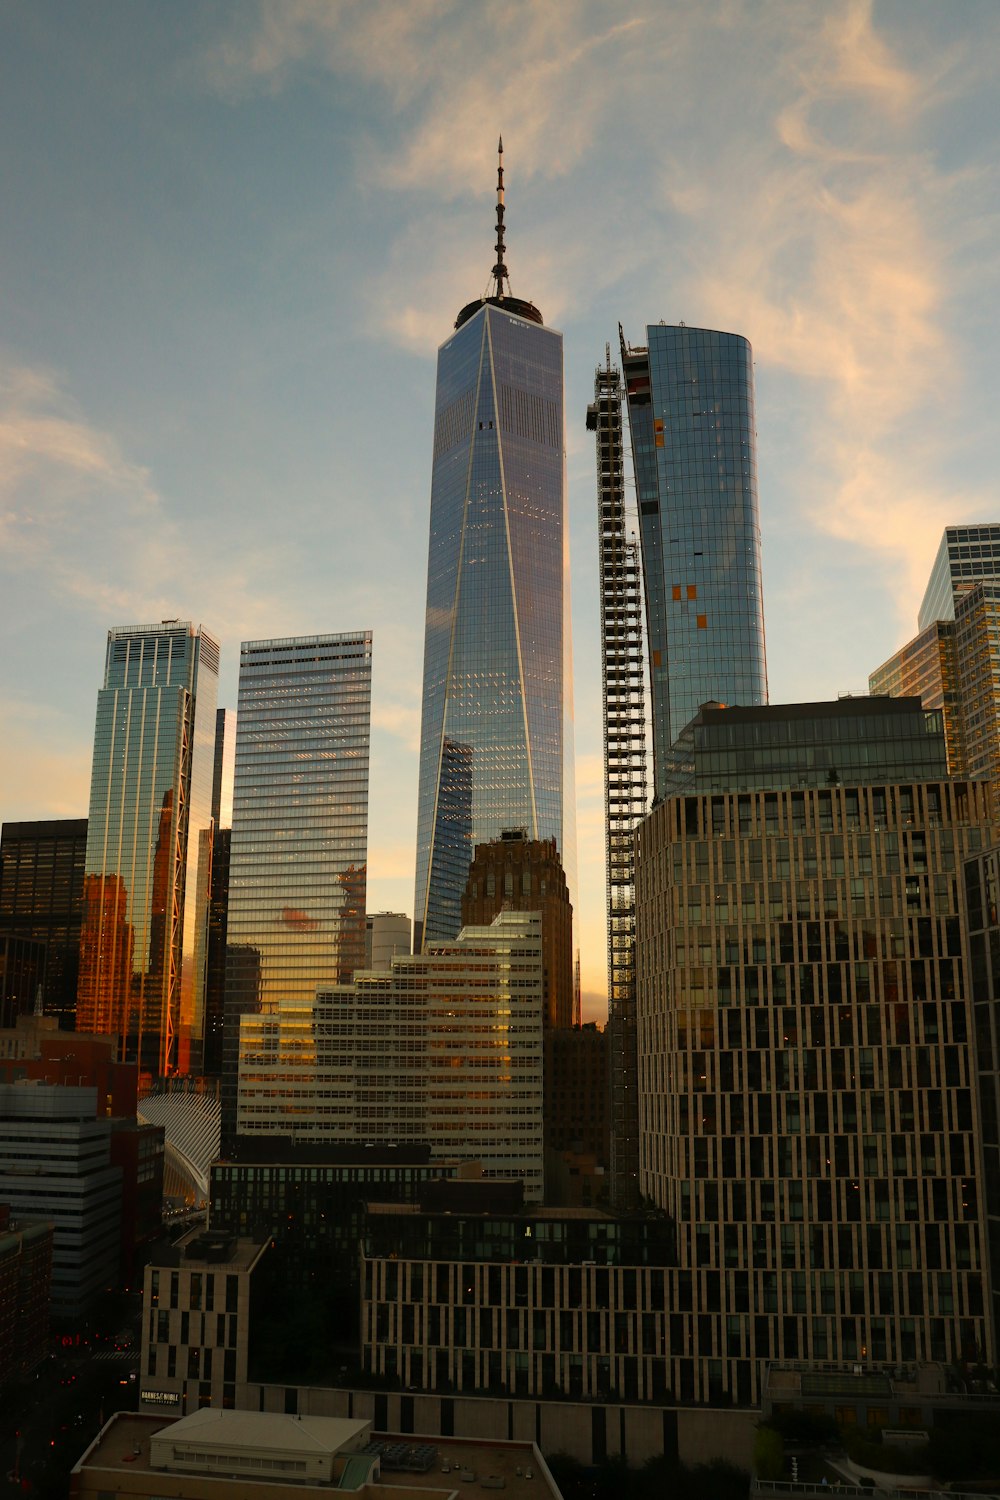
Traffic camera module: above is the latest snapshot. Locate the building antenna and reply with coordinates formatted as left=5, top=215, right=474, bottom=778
left=491, top=135, right=510, bottom=300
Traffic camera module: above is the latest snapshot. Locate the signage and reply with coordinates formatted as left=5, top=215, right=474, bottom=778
left=140, top=1390, right=179, bottom=1407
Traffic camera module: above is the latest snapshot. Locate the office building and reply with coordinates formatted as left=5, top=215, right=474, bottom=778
left=0, top=1017, right=163, bottom=1280
left=0, top=1204, right=53, bottom=1390
left=0, top=818, right=88, bottom=1028
left=620, top=324, right=767, bottom=798
left=461, top=831, right=573, bottom=1029
left=236, top=912, right=545, bottom=1200
left=873, top=527, right=1000, bottom=785
left=222, top=632, right=372, bottom=1147
left=917, top=523, right=1000, bottom=630
left=587, top=355, right=649, bottom=1208
left=211, top=1145, right=474, bottom=1351
left=364, top=912, right=410, bottom=971
left=73, top=1410, right=563, bottom=1500
left=211, top=708, right=236, bottom=830
left=0, top=935, right=45, bottom=1030
left=0, top=1083, right=122, bottom=1315
left=414, top=142, right=575, bottom=950
left=203, top=829, right=229, bottom=1079
left=139, top=1228, right=269, bottom=1416
left=78, top=622, right=218, bottom=1077
left=869, top=621, right=964, bottom=775
left=543, top=1023, right=609, bottom=1208
left=361, top=1201, right=675, bottom=1400
left=634, top=697, right=994, bottom=1403
left=961, top=843, right=1000, bottom=1344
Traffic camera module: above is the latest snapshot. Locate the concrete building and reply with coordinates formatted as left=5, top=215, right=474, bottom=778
left=0, top=1015, right=164, bottom=1279
left=543, top=1023, right=609, bottom=1208
left=139, top=1228, right=269, bottom=1416
left=0, top=1082, right=122, bottom=1315
left=236, top=912, right=545, bottom=1201
left=361, top=1202, right=675, bottom=1403
left=0, top=1203, right=53, bottom=1389
left=634, top=697, right=995, bottom=1403
left=364, top=912, right=410, bottom=971
left=71, top=1410, right=564, bottom=1500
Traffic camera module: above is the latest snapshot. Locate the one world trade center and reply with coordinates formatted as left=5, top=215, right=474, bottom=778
left=414, top=141, right=575, bottom=949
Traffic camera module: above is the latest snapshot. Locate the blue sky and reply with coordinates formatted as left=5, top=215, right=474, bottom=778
left=2, top=1, right=999, bottom=1019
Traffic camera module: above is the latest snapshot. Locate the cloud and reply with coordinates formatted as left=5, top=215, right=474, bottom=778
left=655, top=0, right=983, bottom=626
left=0, top=698, right=92, bottom=820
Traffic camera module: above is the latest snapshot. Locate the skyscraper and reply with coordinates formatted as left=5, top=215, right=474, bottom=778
left=222, top=632, right=371, bottom=1146
left=588, top=353, right=648, bottom=1208
left=78, top=622, right=218, bottom=1077
left=917, top=522, right=1000, bottom=630
left=872, top=526, right=1000, bottom=784
left=461, top=830, right=573, bottom=1030
left=413, top=141, right=575, bottom=949
left=621, top=324, right=768, bottom=797
left=635, top=698, right=992, bottom=1402
left=0, top=817, right=87, bottom=1027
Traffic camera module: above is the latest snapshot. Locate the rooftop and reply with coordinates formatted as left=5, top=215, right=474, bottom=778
left=74, top=1416, right=563, bottom=1499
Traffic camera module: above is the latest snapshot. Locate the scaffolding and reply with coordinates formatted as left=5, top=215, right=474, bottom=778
left=586, top=349, right=648, bottom=1210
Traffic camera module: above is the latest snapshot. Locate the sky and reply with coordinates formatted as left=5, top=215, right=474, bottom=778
left=2, top=0, right=1000, bottom=1023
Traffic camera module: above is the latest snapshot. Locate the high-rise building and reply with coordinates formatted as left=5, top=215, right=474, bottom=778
left=222, top=633, right=371, bottom=1147
left=236, top=911, right=545, bottom=1200
left=0, top=1083, right=123, bottom=1315
left=78, top=623, right=218, bottom=1077
left=635, top=697, right=994, bottom=1402
left=204, top=709, right=235, bottom=1079
left=211, top=707, right=236, bottom=830
left=461, top=830, right=573, bottom=1029
left=364, top=912, right=410, bottom=971
left=869, top=621, right=964, bottom=775
left=621, top=324, right=768, bottom=798
left=872, top=528, right=1000, bottom=784
left=0, top=818, right=88, bottom=1028
left=917, top=522, right=1000, bottom=630
left=587, top=354, right=649, bottom=1208
left=413, top=142, right=575, bottom=950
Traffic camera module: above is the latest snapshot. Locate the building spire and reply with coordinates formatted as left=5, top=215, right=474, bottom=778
left=491, top=134, right=509, bottom=299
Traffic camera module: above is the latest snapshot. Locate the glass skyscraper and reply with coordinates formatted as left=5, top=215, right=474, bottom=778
left=621, top=324, right=768, bottom=798
left=78, top=621, right=218, bottom=1077
left=222, top=632, right=371, bottom=1145
left=414, top=148, right=575, bottom=948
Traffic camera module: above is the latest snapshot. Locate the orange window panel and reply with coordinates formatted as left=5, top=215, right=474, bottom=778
left=697, top=614, right=707, bottom=629
left=687, top=584, right=697, bottom=600
left=672, top=585, right=682, bottom=601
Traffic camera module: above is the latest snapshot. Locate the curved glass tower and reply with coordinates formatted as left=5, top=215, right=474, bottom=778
left=414, top=143, right=574, bottom=949
left=621, top=324, right=768, bottom=798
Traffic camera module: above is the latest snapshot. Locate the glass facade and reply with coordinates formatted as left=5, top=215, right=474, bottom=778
left=0, top=817, right=87, bottom=1026
left=918, top=523, right=1000, bottom=630
left=870, top=621, right=964, bottom=775
left=78, top=623, right=218, bottom=1077
left=622, top=325, right=767, bottom=799
left=222, top=633, right=371, bottom=1145
left=414, top=302, right=575, bottom=948
left=672, top=697, right=949, bottom=793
